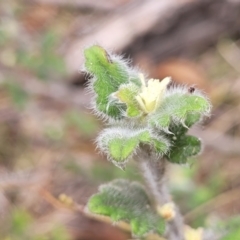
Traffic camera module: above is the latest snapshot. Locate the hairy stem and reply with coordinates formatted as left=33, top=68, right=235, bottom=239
left=136, top=145, right=184, bottom=240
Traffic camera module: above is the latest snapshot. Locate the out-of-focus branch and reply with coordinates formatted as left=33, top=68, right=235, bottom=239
left=125, top=0, right=240, bottom=63
left=26, top=0, right=128, bottom=10
left=63, top=0, right=240, bottom=77
left=64, top=0, right=184, bottom=74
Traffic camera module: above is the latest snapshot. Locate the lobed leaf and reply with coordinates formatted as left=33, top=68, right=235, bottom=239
left=98, top=128, right=151, bottom=168
left=87, top=179, right=165, bottom=237
left=167, top=135, right=201, bottom=164
left=97, top=127, right=169, bottom=168
left=149, top=92, right=210, bottom=132
left=164, top=113, right=202, bottom=164
left=84, top=45, right=138, bottom=119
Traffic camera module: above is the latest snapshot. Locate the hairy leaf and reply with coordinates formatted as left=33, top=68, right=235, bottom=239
left=165, top=113, right=202, bottom=164
left=84, top=45, right=138, bottom=119
left=87, top=179, right=165, bottom=237
left=98, top=128, right=151, bottom=168
left=97, top=128, right=169, bottom=168
left=167, top=135, right=201, bottom=164
left=149, top=92, right=210, bottom=131
left=115, top=83, right=141, bottom=117
left=152, top=137, right=170, bottom=154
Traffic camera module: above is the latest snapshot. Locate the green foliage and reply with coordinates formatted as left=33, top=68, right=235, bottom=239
left=220, top=216, right=240, bottom=240
left=88, top=179, right=165, bottom=237
left=17, top=31, right=66, bottom=80
left=164, top=113, right=203, bottom=163
left=98, top=128, right=169, bottom=168
left=5, top=208, right=70, bottom=240
left=84, top=45, right=139, bottom=119
left=167, top=135, right=201, bottom=164
left=5, top=80, right=29, bottom=109
left=10, top=208, right=32, bottom=236
left=98, top=128, right=151, bottom=168
left=222, top=228, right=240, bottom=240
left=149, top=92, right=210, bottom=132
left=115, top=83, right=141, bottom=117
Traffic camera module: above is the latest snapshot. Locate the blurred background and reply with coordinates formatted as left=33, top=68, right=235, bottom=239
left=0, top=0, right=240, bottom=239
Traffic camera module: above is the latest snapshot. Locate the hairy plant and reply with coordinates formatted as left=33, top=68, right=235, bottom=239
left=83, top=45, right=211, bottom=240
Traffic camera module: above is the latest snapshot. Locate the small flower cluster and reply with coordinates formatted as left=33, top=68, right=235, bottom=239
left=84, top=45, right=211, bottom=168
left=136, top=74, right=171, bottom=114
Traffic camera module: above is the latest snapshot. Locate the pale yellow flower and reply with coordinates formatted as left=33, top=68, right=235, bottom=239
left=184, top=225, right=203, bottom=240
left=157, top=202, right=176, bottom=221
left=135, top=74, right=171, bottom=114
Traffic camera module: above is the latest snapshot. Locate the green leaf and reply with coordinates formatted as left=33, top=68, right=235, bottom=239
left=149, top=92, right=210, bottom=131
left=167, top=135, right=201, bottom=164
left=163, top=113, right=202, bottom=164
left=87, top=179, right=165, bottom=237
left=115, top=83, right=141, bottom=117
left=84, top=45, right=138, bottom=119
left=98, top=128, right=151, bottom=168
left=108, top=137, right=139, bottom=161
left=97, top=127, right=169, bottom=168
left=153, top=138, right=170, bottom=154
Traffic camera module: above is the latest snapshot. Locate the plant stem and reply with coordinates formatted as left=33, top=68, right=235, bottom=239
left=136, top=145, right=184, bottom=240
